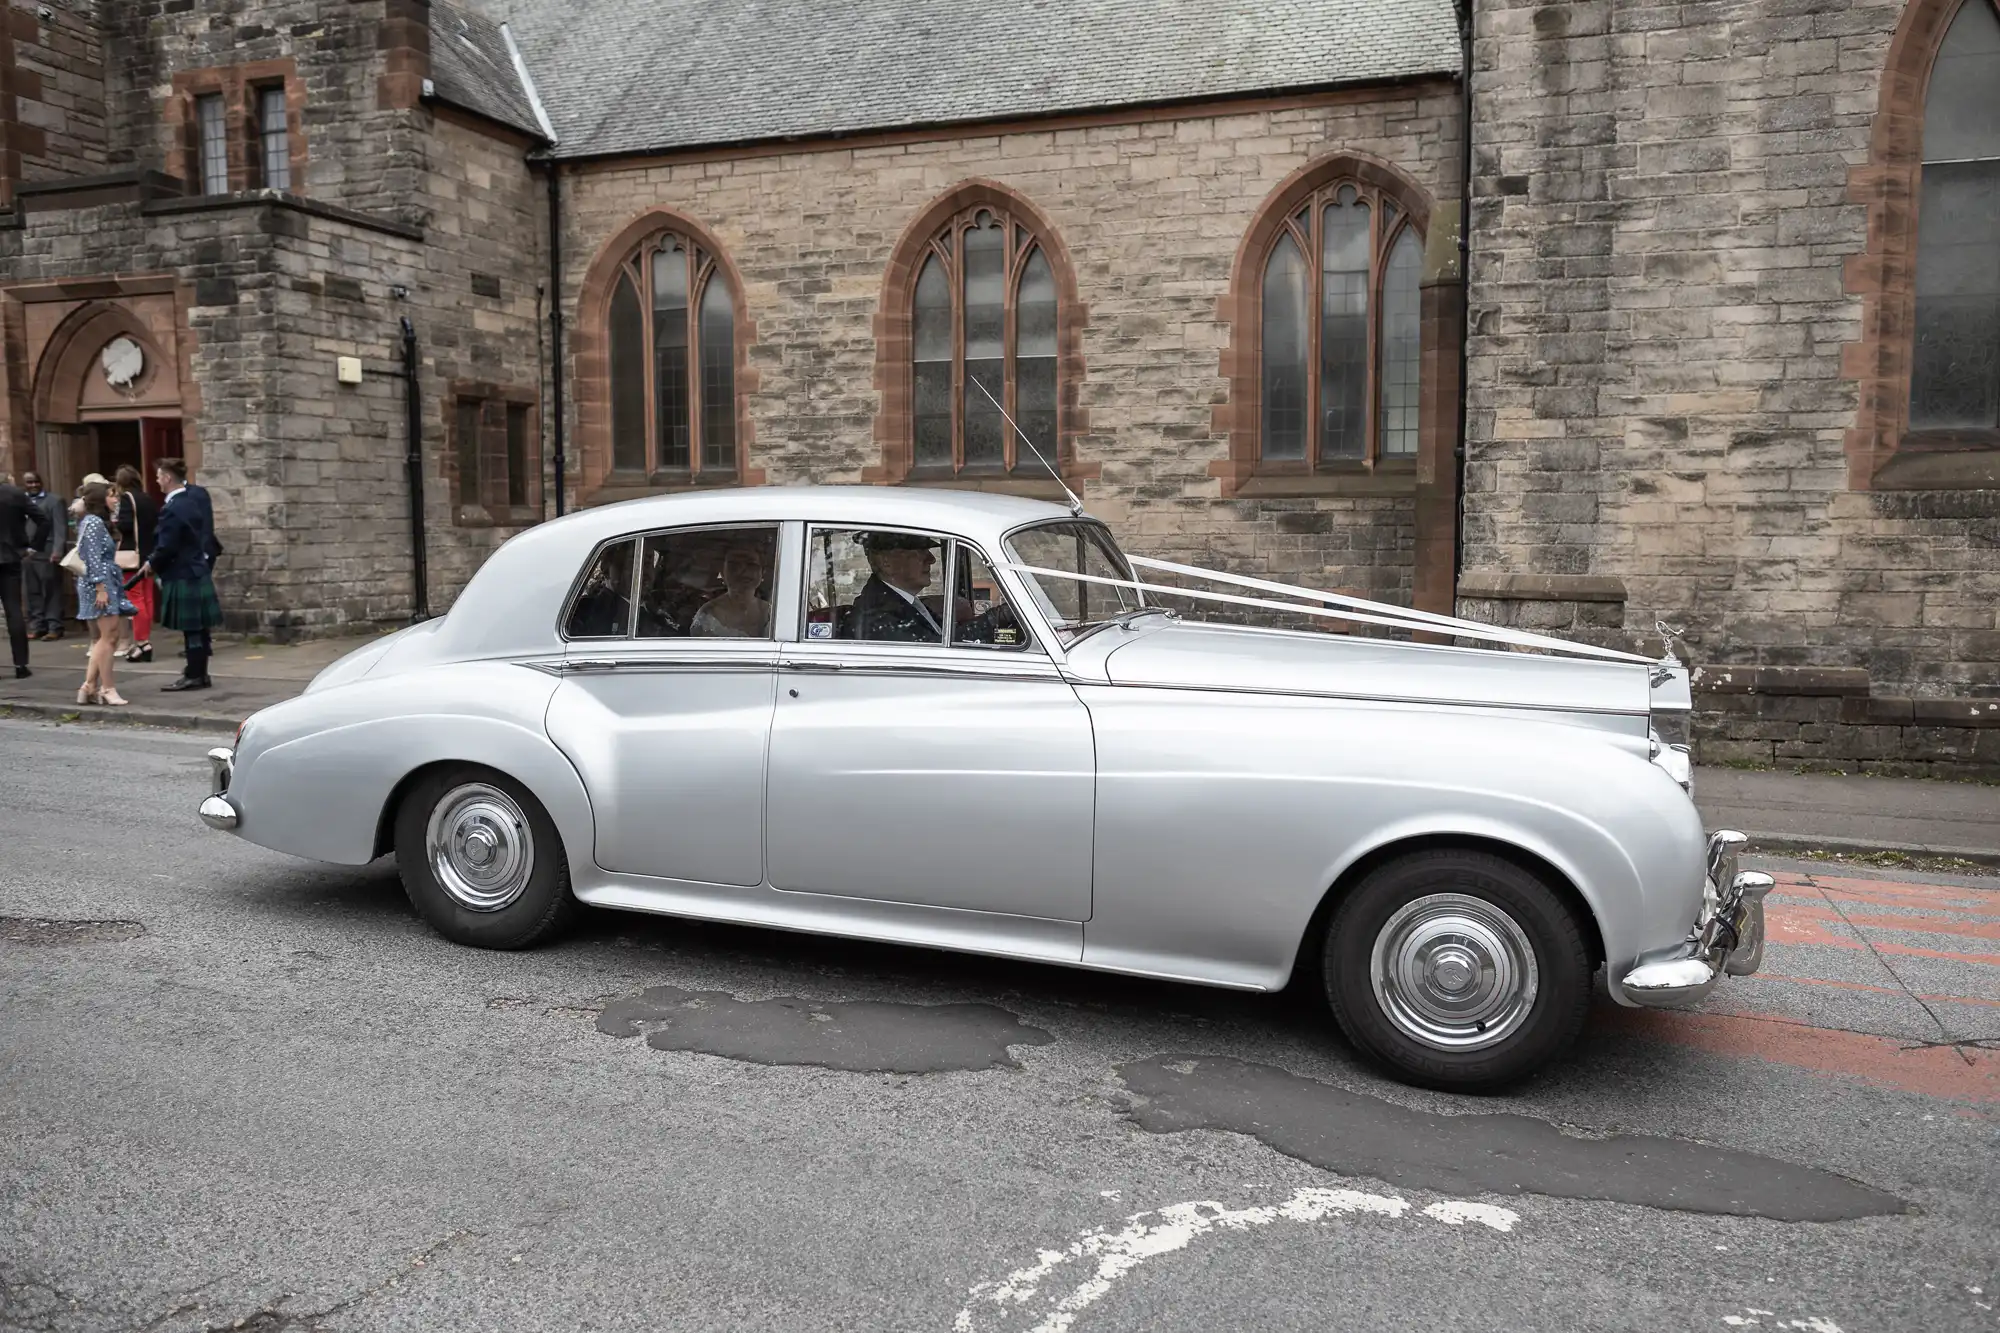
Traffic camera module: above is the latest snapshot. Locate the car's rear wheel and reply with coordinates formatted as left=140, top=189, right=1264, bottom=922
left=1323, top=849, right=1592, bottom=1092
left=394, top=764, right=576, bottom=950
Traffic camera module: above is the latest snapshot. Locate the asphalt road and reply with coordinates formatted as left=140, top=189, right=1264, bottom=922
left=2, top=718, right=1995, bottom=1333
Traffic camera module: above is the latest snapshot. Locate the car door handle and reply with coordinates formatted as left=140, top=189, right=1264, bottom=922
left=782, top=660, right=842, bottom=671
left=567, top=658, right=619, bottom=672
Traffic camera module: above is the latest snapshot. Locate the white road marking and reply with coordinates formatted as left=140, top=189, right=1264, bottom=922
left=1720, top=1311, right=1843, bottom=1332
left=953, top=1187, right=1514, bottom=1333
left=1421, top=1201, right=1520, bottom=1232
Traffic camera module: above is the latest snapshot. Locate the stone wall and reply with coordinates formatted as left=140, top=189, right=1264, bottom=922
left=558, top=86, right=1464, bottom=604
left=1460, top=0, right=2000, bottom=709
left=3, top=0, right=108, bottom=199
left=98, top=0, right=425, bottom=216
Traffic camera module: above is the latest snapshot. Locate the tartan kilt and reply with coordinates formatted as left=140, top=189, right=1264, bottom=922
left=156, top=575, right=224, bottom=632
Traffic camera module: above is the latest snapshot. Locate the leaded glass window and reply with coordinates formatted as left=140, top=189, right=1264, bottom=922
left=907, top=206, right=1064, bottom=477
left=1257, top=180, right=1425, bottom=466
left=1911, top=0, right=2000, bottom=434
left=196, top=94, right=228, bottom=195
left=605, top=233, right=739, bottom=480
left=258, top=85, right=290, bottom=190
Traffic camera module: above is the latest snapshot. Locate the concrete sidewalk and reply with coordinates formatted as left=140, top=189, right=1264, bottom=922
left=3, top=633, right=1995, bottom=862
left=0, top=631, right=385, bottom=734
left=1693, top=765, right=1999, bottom=864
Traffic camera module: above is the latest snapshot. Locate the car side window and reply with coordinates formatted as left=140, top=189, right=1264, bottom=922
left=948, top=545, right=1033, bottom=652
left=565, top=538, right=637, bottom=638
left=803, top=526, right=948, bottom=645
left=634, top=525, right=779, bottom=639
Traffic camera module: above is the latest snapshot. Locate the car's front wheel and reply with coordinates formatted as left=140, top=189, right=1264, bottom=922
left=1323, top=849, right=1593, bottom=1092
left=394, top=764, right=576, bottom=950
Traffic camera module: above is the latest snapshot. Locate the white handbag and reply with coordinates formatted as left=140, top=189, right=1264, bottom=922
left=59, top=545, right=86, bottom=577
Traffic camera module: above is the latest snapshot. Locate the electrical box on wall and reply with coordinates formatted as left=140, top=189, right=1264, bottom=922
left=336, top=356, right=363, bottom=385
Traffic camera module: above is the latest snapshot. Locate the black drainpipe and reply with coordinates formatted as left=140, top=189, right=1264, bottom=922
left=401, top=315, right=431, bottom=622
left=546, top=162, right=566, bottom=516
left=1453, top=0, right=1475, bottom=584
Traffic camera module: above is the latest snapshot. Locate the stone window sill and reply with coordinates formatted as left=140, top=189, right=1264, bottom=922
left=1872, top=436, right=2000, bottom=491
left=1234, top=464, right=1417, bottom=499
left=585, top=472, right=742, bottom=506
left=453, top=504, right=541, bottom=529
left=899, top=473, right=1074, bottom=501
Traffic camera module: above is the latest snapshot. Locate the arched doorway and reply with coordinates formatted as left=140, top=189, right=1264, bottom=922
left=28, top=297, right=188, bottom=500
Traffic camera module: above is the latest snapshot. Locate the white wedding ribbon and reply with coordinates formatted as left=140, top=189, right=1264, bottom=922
left=998, top=559, right=1654, bottom=664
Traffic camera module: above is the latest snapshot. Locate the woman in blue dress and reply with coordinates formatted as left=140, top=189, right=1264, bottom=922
left=73, top=481, right=135, bottom=706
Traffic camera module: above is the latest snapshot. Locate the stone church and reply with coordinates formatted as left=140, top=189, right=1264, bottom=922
left=0, top=0, right=1994, bottom=771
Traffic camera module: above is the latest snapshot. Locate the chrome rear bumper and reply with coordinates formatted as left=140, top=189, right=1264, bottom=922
left=200, top=746, right=239, bottom=832
left=1620, top=830, right=1774, bottom=1006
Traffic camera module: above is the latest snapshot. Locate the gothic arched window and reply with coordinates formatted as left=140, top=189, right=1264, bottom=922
left=1258, top=180, right=1424, bottom=466
left=908, top=205, right=1061, bottom=476
left=1911, top=0, right=2000, bottom=435
left=607, top=233, right=739, bottom=480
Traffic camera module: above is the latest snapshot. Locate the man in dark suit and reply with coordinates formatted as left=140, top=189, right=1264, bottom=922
left=20, top=471, right=64, bottom=640
left=0, top=469, right=44, bottom=678
left=845, top=531, right=945, bottom=643
left=140, top=457, right=224, bottom=691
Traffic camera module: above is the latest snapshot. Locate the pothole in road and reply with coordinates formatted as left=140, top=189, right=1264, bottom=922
left=0, top=916, right=144, bottom=945
left=1115, top=1054, right=1909, bottom=1222
left=596, top=984, right=1053, bottom=1073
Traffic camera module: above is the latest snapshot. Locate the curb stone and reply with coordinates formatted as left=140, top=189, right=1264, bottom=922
left=0, top=700, right=239, bottom=734
left=1742, top=832, right=2000, bottom=871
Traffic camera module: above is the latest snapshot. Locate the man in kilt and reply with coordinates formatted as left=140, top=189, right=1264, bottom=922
left=140, top=457, right=223, bottom=692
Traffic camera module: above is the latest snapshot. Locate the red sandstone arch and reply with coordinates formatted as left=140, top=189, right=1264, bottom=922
left=1210, top=150, right=1435, bottom=496
left=573, top=205, right=761, bottom=501
left=1842, top=0, right=1998, bottom=490
left=31, top=300, right=174, bottom=423
left=867, top=179, right=1093, bottom=486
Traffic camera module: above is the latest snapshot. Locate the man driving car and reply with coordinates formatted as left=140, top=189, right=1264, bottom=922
left=846, top=530, right=945, bottom=642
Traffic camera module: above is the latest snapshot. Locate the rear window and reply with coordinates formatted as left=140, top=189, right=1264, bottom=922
left=564, top=539, right=637, bottom=638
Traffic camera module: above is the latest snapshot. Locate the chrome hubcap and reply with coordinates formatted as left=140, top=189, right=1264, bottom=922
left=426, top=783, right=534, bottom=913
left=1370, top=893, right=1539, bottom=1052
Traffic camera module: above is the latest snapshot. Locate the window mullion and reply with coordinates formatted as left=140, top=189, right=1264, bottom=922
left=1003, top=231, right=1019, bottom=474
left=1360, top=201, right=1375, bottom=469
left=638, top=254, right=656, bottom=477
left=1304, top=207, right=1321, bottom=474
left=952, top=223, right=966, bottom=476
left=689, top=260, right=704, bottom=481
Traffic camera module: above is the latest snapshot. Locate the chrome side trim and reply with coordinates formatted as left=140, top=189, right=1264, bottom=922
left=779, top=660, right=1066, bottom=685
left=549, top=657, right=782, bottom=675
left=1078, top=676, right=1647, bottom=720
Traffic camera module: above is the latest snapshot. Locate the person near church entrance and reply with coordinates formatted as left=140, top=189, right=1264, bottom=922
left=113, top=465, right=158, bottom=663
left=140, top=457, right=222, bottom=692
left=0, top=469, right=46, bottom=679
left=21, top=471, right=65, bottom=641
left=72, top=480, right=135, bottom=707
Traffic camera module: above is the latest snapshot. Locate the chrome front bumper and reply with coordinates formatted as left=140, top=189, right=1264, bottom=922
left=1620, top=830, right=1774, bottom=1006
left=200, top=746, right=239, bottom=832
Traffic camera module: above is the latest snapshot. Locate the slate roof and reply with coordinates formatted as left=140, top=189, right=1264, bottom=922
left=494, top=0, right=1459, bottom=160
left=428, top=0, right=549, bottom=141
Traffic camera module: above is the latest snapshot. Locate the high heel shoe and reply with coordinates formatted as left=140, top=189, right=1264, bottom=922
left=76, top=685, right=100, bottom=705
left=100, top=689, right=128, bottom=707
left=125, top=643, right=152, bottom=663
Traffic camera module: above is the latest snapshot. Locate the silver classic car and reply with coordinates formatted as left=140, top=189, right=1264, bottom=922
left=199, top=487, right=1769, bottom=1090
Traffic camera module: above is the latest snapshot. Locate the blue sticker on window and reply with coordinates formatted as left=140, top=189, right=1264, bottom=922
left=807, top=622, right=832, bottom=640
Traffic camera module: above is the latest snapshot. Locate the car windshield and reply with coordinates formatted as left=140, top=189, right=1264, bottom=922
left=1004, top=520, right=1145, bottom=638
